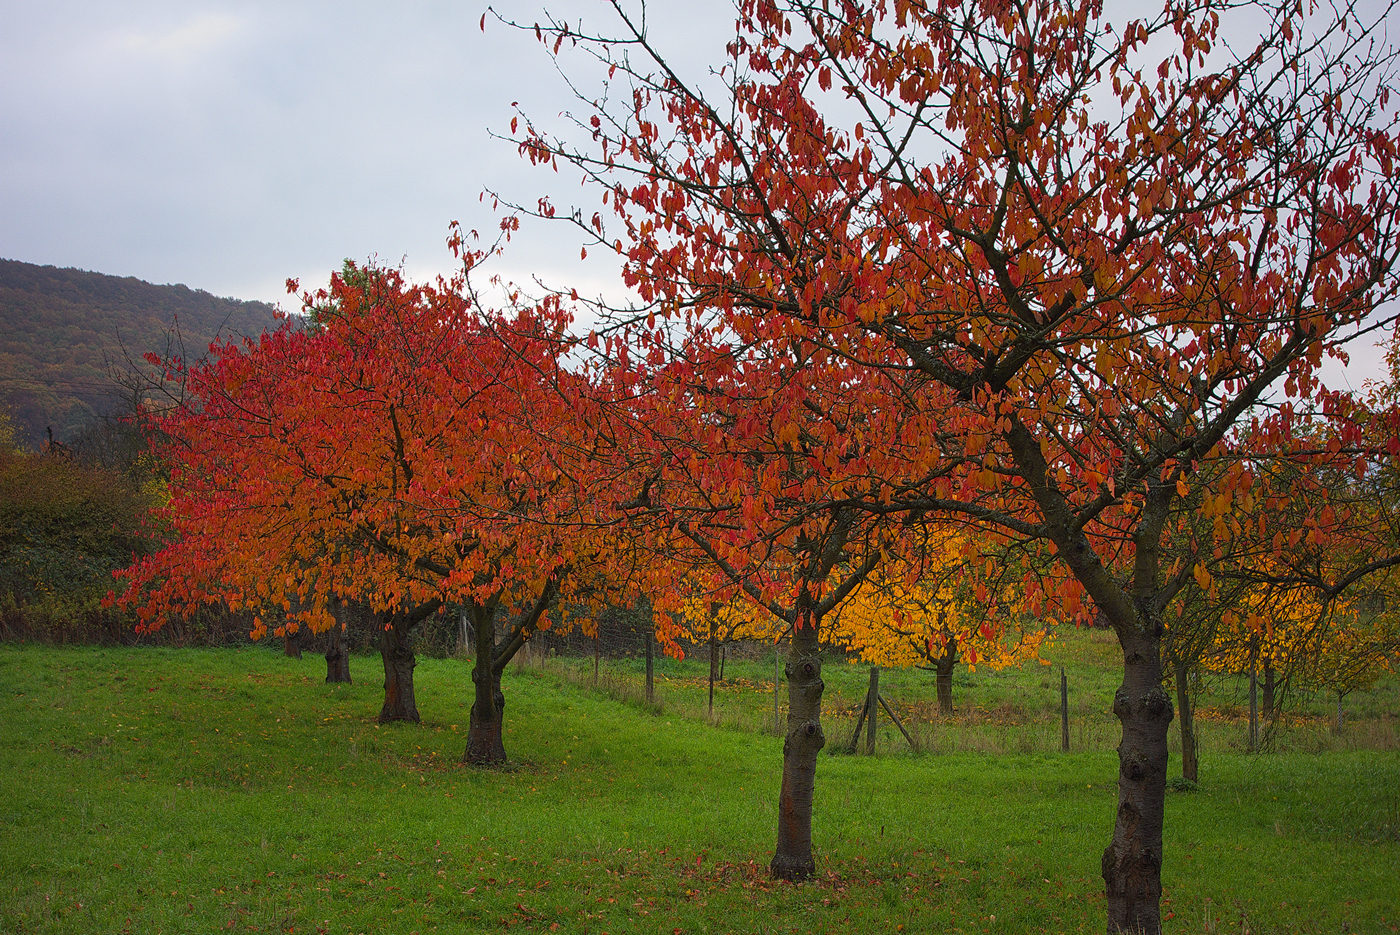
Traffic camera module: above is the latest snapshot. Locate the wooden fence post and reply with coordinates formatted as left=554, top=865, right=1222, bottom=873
left=865, top=667, right=880, bottom=755
left=644, top=628, right=654, bottom=703
left=708, top=615, right=717, bottom=718
left=1060, top=666, right=1070, bottom=753
left=1248, top=641, right=1259, bottom=753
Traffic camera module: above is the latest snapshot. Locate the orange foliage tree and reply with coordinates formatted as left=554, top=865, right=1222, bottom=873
left=1186, top=420, right=1400, bottom=742
left=113, top=261, right=621, bottom=762
left=509, top=0, right=1400, bottom=927
left=580, top=267, right=952, bottom=877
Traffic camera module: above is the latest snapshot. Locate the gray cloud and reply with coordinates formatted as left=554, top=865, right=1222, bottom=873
left=1, top=0, right=1391, bottom=388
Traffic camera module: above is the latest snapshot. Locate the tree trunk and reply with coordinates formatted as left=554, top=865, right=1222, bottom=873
left=378, top=611, right=419, bottom=723
left=1173, top=656, right=1197, bottom=784
left=324, top=619, right=351, bottom=684
left=935, top=638, right=957, bottom=716
left=1102, top=622, right=1173, bottom=935
left=283, top=630, right=302, bottom=659
left=770, top=612, right=824, bottom=881
left=466, top=601, right=507, bottom=765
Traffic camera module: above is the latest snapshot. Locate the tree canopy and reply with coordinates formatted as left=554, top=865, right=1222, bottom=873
left=503, top=0, right=1400, bottom=928
left=108, top=1, right=1400, bottom=931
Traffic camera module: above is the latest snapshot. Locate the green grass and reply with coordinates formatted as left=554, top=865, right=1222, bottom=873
left=1, top=642, right=1397, bottom=934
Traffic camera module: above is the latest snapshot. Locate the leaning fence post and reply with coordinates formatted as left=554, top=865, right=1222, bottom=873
left=877, top=693, right=917, bottom=750
left=865, top=666, right=880, bottom=755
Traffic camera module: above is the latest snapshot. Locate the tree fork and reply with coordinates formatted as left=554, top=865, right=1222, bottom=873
left=377, top=600, right=440, bottom=724
left=464, top=581, right=557, bottom=766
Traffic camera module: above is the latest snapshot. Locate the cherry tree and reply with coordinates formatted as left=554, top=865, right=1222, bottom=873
left=507, top=0, right=1400, bottom=928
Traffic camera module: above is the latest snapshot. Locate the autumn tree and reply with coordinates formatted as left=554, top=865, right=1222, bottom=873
left=829, top=531, right=1048, bottom=714
left=1, top=406, right=160, bottom=640
left=674, top=573, right=785, bottom=713
left=507, top=0, right=1400, bottom=928
left=114, top=261, right=620, bottom=759
left=597, top=309, right=930, bottom=880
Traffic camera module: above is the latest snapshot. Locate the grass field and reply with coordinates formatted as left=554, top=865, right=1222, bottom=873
left=1, top=636, right=1396, bottom=934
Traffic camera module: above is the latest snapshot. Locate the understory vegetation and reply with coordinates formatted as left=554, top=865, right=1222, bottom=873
left=2, top=635, right=1395, bottom=934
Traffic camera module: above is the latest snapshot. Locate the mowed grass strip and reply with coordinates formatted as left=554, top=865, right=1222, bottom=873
left=0, top=645, right=1396, bottom=934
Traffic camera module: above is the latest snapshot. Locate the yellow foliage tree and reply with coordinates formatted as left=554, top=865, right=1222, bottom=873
left=1206, top=581, right=1399, bottom=732
left=673, top=573, right=786, bottom=714
left=830, top=533, right=1048, bottom=714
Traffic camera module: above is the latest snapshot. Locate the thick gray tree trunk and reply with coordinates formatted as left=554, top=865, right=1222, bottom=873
left=378, top=611, right=419, bottom=723
left=770, top=610, right=824, bottom=881
left=466, top=601, right=507, bottom=765
left=1101, top=620, right=1172, bottom=934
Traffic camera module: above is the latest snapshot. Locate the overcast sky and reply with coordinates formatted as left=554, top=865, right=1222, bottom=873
left=1, top=1, right=1395, bottom=388
left=0, top=1, right=734, bottom=310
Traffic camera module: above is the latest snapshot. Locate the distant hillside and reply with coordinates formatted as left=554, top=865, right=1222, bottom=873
left=0, top=259, right=284, bottom=448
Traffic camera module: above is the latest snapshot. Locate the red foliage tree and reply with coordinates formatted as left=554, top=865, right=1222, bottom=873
left=507, top=0, right=1400, bottom=927
left=113, top=261, right=621, bottom=760
left=593, top=304, right=958, bottom=878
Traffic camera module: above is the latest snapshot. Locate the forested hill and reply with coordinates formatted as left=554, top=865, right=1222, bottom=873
left=0, top=259, right=284, bottom=448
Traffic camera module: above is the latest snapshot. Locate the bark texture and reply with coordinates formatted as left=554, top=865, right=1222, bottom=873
left=771, top=617, right=824, bottom=881
left=378, top=612, right=420, bottom=723
left=1102, top=624, right=1173, bottom=935
left=935, top=638, right=957, bottom=715
left=466, top=601, right=507, bottom=765
left=324, top=623, right=352, bottom=684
